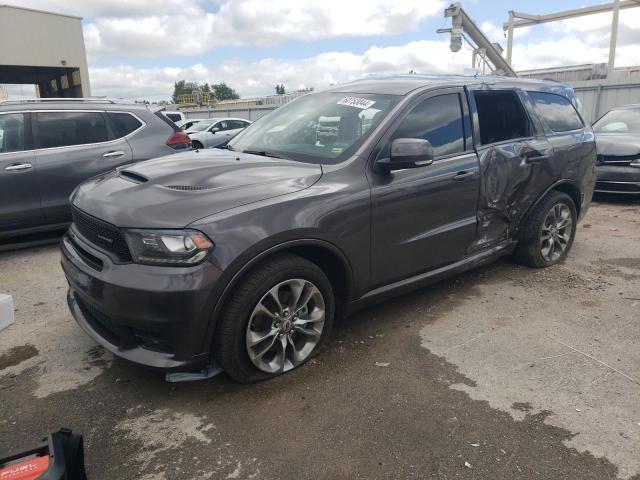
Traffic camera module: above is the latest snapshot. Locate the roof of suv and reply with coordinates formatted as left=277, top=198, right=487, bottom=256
left=0, top=99, right=155, bottom=112
left=327, top=74, right=573, bottom=96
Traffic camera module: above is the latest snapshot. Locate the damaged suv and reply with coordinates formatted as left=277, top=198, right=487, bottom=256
left=61, top=76, right=595, bottom=382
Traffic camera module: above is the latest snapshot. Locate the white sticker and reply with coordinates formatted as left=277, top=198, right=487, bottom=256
left=337, top=96, right=376, bottom=109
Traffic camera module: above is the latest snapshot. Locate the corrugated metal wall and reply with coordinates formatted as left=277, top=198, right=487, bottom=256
left=573, top=80, right=640, bottom=123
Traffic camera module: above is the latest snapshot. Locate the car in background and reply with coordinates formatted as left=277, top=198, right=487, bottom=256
left=176, top=118, right=206, bottom=131
left=187, top=117, right=251, bottom=149
left=0, top=99, right=191, bottom=240
left=161, top=111, right=185, bottom=123
left=593, top=104, right=640, bottom=195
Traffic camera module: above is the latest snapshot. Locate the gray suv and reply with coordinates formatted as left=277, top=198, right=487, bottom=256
left=61, top=75, right=596, bottom=383
left=0, top=99, right=191, bottom=240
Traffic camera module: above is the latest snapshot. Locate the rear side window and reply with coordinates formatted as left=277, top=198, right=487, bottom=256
left=529, top=92, right=583, bottom=132
left=392, top=93, right=465, bottom=157
left=108, top=112, right=143, bottom=138
left=165, top=113, right=182, bottom=122
left=474, top=90, right=530, bottom=145
left=0, top=113, right=25, bottom=153
left=36, top=112, right=108, bottom=149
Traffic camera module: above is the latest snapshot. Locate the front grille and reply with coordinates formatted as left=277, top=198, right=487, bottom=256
left=71, top=207, right=132, bottom=262
left=596, top=181, right=640, bottom=193
left=596, top=154, right=639, bottom=166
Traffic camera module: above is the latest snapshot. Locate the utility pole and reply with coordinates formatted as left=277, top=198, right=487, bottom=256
left=607, top=0, right=620, bottom=79
left=506, top=11, right=514, bottom=65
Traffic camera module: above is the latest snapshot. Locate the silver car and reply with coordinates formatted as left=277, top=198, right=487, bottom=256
left=187, top=117, right=251, bottom=149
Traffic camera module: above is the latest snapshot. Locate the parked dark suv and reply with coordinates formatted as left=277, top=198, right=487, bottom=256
left=61, top=76, right=595, bottom=382
left=0, top=99, right=191, bottom=242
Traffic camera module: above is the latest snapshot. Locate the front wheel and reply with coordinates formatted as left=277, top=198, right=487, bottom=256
left=514, top=191, right=577, bottom=268
left=214, top=254, right=335, bottom=383
left=192, top=140, right=203, bottom=150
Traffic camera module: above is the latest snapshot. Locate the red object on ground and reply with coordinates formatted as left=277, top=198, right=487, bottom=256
left=0, top=455, right=49, bottom=480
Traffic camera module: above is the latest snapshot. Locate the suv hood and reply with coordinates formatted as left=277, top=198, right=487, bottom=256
left=595, top=134, right=640, bottom=157
left=71, top=149, right=322, bottom=229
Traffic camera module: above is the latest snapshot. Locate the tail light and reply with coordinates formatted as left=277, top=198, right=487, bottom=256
left=166, top=131, right=191, bottom=149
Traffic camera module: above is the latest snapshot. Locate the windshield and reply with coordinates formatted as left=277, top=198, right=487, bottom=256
left=228, top=92, right=401, bottom=163
left=593, top=108, right=640, bottom=134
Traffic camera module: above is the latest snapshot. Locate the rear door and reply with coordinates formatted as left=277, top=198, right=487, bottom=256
left=368, top=88, right=479, bottom=288
left=466, top=87, right=554, bottom=250
left=33, top=110, right=133, bottom=222
left=0, top=111, right=43, bottom=232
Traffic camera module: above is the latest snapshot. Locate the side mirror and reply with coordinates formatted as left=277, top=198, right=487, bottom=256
left=377, top=138, right=434, bottom=171
left=210, top=127, right=219, bottom=134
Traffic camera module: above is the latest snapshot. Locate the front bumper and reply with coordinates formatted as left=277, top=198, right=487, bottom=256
left=595, top=165, right=640, bottom=194
left=61, top=228, right=226, bottom=370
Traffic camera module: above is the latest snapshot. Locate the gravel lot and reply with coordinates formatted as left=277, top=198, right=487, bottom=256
left=1, top=197, right=639, bottom=480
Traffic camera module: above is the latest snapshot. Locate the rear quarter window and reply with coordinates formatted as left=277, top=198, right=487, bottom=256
left=528, top=91, right=583, bottom=132
left=108, top=112, right=143, bottom=138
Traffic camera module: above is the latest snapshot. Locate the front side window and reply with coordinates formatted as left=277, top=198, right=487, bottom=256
left=474, top=90, right=530, bottom=145
left=593, top=108, right=640, bottom=134
left=0, top=113, right=25, bottom=153
left=391, top=93, right=465, bottom=157
left=228, top=92, right=401, bottom=164
left=529, top=91, right=583, bottom=132
left=36, top=112, right=108, bottom=149
left=215, top=121, right=230, bottom=131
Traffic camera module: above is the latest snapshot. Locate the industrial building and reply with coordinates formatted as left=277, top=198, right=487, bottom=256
left=0, top=4, right=90, bottom=98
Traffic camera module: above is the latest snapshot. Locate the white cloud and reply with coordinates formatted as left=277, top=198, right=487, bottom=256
left=88, top=40, right=472, bottom=100
left=19, top=0, right=446, bottom=57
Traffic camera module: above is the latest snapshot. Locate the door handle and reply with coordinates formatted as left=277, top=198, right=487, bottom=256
left=103, top=151, right=125, bottom=158
left=452, top=171, right=475, bottom=182
left=524, top=154, right=549, bottom=164
left=4, top=163, right=33, bottom=171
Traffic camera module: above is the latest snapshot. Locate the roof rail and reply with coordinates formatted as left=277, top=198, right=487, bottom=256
left=0, top=98, right=134, bottom=105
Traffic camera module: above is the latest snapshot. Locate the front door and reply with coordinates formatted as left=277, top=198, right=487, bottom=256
left=33, top=110, right=133, bottom=222
left=0, top=112, right=43, bottom=233
left=368, top=89, right=479, bottom=288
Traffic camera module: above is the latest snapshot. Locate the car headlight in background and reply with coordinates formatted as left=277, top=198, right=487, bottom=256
left=630, top=158, right=640, bottom=168
left=124, top=229, right=214, bottom=266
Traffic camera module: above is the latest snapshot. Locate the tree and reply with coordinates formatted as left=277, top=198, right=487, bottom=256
left=172, top=80, right=199, bottom=103
left=212, top=82, right=240, bottom=101
left=275, top=84, right=286, bottom=95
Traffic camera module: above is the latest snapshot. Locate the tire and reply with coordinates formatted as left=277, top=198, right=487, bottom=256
left=214, top=254, right=335, bottom=383
left=192, top=140, right=203, bottom=150
left=514, top=191, right=577, bottom=268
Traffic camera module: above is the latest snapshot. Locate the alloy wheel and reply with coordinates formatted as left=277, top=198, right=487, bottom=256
left=245, top=278, right=325, bottom=373
left=540, top=203, right=573, bottom=262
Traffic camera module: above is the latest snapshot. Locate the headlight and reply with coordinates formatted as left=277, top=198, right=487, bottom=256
left=123, top=229, right=214, bottom=266
left=631, top=159, right=640, bottom=168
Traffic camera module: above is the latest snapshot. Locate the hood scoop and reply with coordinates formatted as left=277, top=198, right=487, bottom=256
left=120, top=170, right=148, bottom=184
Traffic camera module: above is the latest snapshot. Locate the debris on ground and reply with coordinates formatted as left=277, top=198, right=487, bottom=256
left=374, top=362, right=390, bottom=367
left=464, top=461, right=472, bottom=469
left=0, top=294, right=14, bottom=332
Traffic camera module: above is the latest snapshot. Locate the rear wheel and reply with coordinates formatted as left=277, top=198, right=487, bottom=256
left=214, top=254, right=334, bottom=383
left=514, top=191, right=577, bottom=268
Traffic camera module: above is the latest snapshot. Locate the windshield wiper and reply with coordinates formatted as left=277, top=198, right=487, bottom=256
left=242, top=149, right=286, bottom=159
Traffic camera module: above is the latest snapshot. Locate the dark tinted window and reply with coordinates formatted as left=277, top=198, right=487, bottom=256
left=215, top=120, right=231, bottom=131
left=0, top=113, right=25, bottom=153
left=392, top=94, right=465, bottom=157
left=229, top=120, right=249, bottom=129
left=36, top=112, right=108, bottom=149
left=529, top=92, right=583, bottom=132
left=108, top=112, right=143, bottom=138
left=165, top=113, right=182, bottom=122
left=474, top=90, right=530, bottom=145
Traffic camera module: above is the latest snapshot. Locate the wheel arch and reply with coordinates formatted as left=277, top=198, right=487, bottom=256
left=519, top=179, right=582, bottom=231
left=206, top=239, right=354, bottom=348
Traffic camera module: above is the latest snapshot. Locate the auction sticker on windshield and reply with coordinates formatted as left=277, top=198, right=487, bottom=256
left=337, top=97, right=376, bottom=109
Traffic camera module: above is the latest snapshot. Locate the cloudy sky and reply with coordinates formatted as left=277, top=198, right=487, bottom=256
left=6, top=0, right=640, bottom=100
